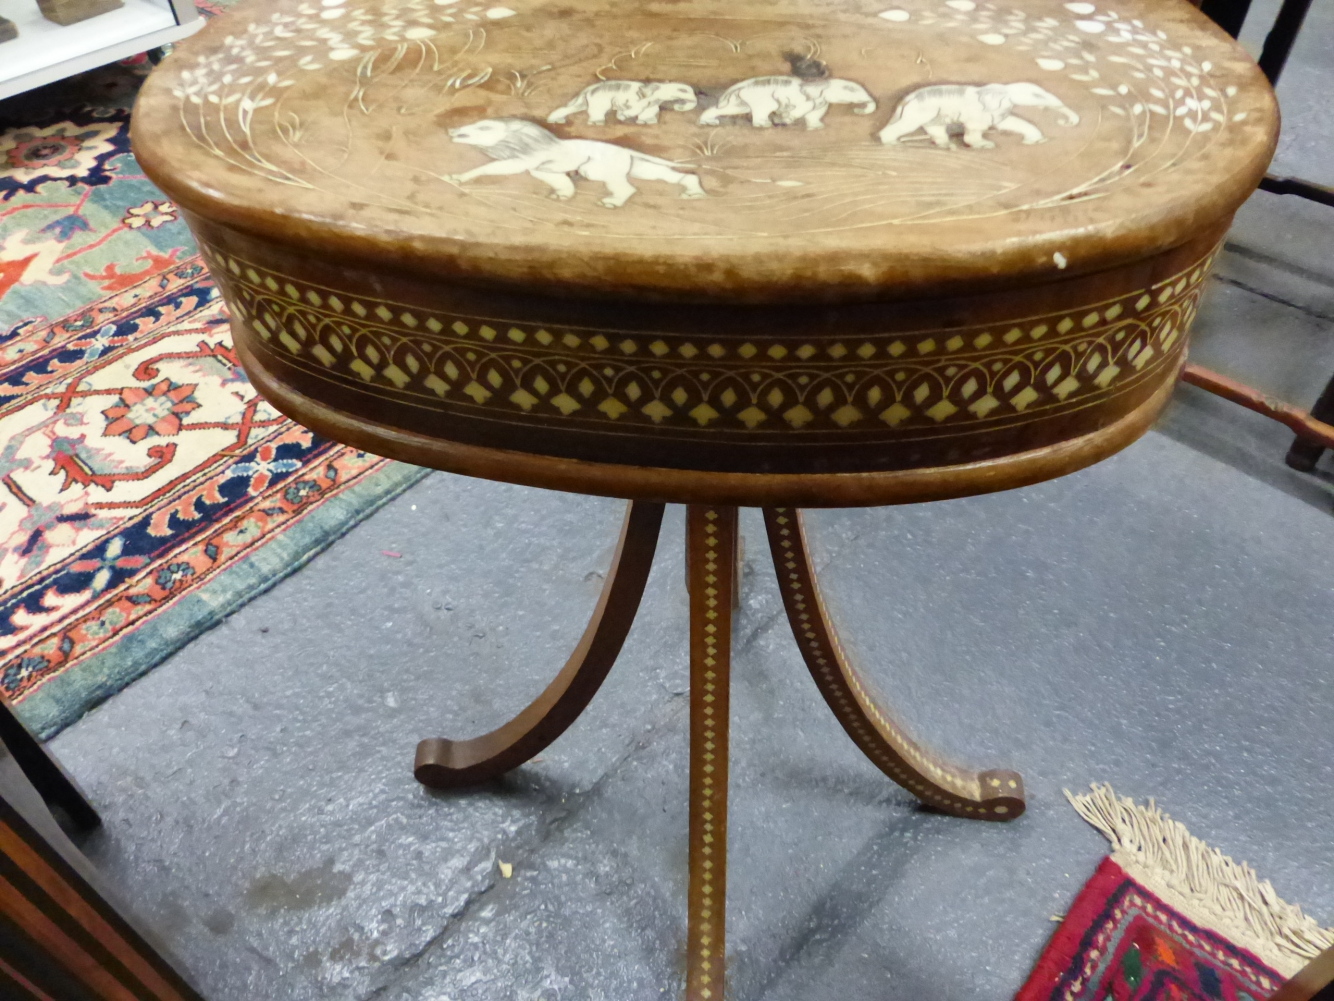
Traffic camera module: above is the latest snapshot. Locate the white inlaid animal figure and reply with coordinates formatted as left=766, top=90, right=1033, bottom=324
left=447, top=118, right=706, bottom=208
left=547, top=80, right=699, bottom=125
left=877, top=82, right=1079, bottom=148
left=698, top=75, right=877, bottom=130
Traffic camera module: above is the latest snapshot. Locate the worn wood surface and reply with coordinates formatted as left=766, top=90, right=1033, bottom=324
left=133, top=0, right=1276, bottom=503
left=1183, top=363, right=1334, bottom=454
left=134, top=0, right=1274, bottom=301
left=130, top=1, right=1279, bottom=996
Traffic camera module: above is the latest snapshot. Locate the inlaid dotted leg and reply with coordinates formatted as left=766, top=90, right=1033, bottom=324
left=762, top=508, right=1025, bottom=821
left=685, top=505, right=737, bottom=1001
left=685, top=532, right=744, bottom=610
left=414, top=501, right=663, bottom=789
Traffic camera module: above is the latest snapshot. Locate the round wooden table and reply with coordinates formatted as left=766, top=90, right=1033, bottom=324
left=133, top=0, right=1275, bottom=992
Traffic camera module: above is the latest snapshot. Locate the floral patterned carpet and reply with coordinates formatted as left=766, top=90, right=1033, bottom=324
left=0, top=41, right=425, bottom=737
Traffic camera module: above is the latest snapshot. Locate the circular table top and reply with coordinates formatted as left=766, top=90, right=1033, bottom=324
left=133, top=0, right=1275, bottom=303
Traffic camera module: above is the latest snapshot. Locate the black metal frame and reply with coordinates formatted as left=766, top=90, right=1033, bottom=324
left=1200, top=0, right=1313, bottom=82
left=1243, top=0, right=1334, bottom=214
left=1199, top=0, right=1334, bottom=471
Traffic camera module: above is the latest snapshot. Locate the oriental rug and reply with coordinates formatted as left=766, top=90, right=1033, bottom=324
left=1017, top=785, right=1334, bottom=1001
left=0, top=53, right=426, bottom=739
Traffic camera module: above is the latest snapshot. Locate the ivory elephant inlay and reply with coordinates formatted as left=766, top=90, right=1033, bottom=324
left=699, top=75, right=877, bottom=130
left=547, top=80, right=699, bottom=126
left=877, top=82, right=1080, bottom=148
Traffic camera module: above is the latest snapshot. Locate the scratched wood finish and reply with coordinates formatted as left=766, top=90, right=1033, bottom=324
left=133, top=0, right=1275, bottom=300
left=132, top=0, right=1276, bottom=505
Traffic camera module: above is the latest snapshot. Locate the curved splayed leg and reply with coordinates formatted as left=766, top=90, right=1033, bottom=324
left=414, top=501, right=664, bottom=789
left=762, top=508, right=1025, bottom=821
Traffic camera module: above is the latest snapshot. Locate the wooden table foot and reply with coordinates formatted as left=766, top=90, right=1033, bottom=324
left=763, top=509, right=1025, bottom=821
left=685, top=505, right=737, bottom=1001
left=416, top=501, right=1023, bottom=1000
left=414, top=501, right=664, bottom=789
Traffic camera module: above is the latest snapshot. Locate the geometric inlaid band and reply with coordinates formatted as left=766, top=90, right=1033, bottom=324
left=205, top=242, right=1215, bottom=440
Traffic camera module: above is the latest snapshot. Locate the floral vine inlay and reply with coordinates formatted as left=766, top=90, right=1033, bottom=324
left=164, top=0, right=1263, bottom=237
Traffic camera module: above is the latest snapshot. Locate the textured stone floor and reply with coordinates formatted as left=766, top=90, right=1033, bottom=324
left=31, top=7, right=1334, bottom=1001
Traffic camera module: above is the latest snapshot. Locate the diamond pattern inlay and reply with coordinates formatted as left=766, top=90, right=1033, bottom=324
left=212, top=244, right=1215, bottom=440
left=689, top=506, right=732, bottom=1001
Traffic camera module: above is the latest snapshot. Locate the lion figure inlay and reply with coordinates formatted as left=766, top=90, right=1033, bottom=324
left=447, top=118, right=707, bottom=208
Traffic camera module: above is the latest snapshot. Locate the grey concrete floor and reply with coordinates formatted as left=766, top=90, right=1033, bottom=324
left=37, top=11, right=1334, bottom=1001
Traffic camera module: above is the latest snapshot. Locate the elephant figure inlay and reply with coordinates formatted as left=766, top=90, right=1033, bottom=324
left=547, top=80, right=699, bottom=125
left=699, top=75, right=878, bottom=130
left=877, top=81, right=1080, bottom=148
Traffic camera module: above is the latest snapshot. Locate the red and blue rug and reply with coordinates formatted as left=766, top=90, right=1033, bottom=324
left=1, top=48, right=425, bottom=738
left=1018, top=856, right=1286, bottom=1001
left=1018, top=786, right=1334, bottom=1001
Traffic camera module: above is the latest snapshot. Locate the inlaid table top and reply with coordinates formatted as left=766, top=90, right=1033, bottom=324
left=132, top=0, right=1276, bottom=506
left=135, top=0, right=1273, bottom=300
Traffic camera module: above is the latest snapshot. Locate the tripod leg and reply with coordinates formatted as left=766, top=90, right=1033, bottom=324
left=764, top=509, right=1024, bottom=821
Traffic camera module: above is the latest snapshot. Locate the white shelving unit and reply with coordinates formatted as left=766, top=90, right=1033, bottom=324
left=0, top=0, right=202, bottom=101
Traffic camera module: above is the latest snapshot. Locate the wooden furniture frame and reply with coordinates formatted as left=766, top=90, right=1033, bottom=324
left=1271, top=946, right=1334, bottom=1001
left=230, top=353, right=1189, bottom=998
left=130, top=0, right=1278, bottom=993
left=0, top=697, right=205, bottom=1001
left=412, top=498, right=1024, bottom=998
